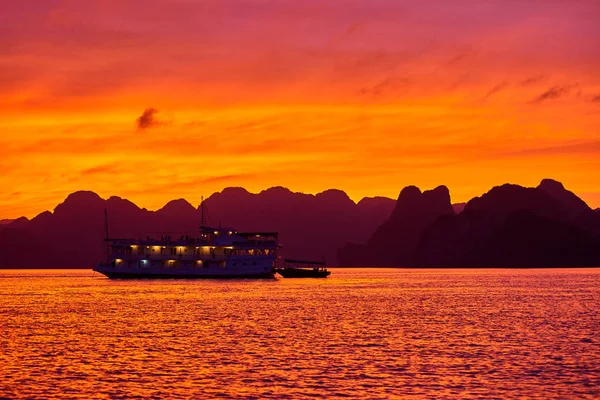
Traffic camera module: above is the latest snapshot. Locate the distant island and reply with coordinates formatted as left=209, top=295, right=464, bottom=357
left=1, top=179, right=599, bottom=269
left=339, top=179, right=600, bottom=268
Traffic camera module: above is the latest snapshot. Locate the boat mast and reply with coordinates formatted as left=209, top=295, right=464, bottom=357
left=104, top=208, right=109, bottom=264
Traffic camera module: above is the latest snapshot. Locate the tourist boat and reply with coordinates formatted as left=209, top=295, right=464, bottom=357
left=93, top=204, right=279, bottom=279
left=275, top=259, right=331, bottom=278
left=94, top=228, right=279, bottom=279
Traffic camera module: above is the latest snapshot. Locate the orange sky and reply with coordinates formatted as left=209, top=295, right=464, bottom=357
left=1, top=0, right=599, bottom=219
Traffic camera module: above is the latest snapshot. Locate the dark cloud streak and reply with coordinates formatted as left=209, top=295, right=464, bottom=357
left=531, top=86, right=572, bottom=104
left=356, top=77, right=411, bottom=97
left=483, top=82, right=509, bottom=100
left=136, top=108, right=159, bottom=130
left=519, top=75, right=545, bottom=86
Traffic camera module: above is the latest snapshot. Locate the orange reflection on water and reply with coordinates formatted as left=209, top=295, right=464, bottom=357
left=0, top=268, right=598, bottom=398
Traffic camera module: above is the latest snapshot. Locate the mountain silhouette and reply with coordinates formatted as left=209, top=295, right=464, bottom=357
left=452, top=203, right=466, bottom=214
left=202, top=187, right=394, bottom=264
left=413, top=180, right=600, bottom=267
left=1, top=180, right=598, bottom=269
left=338, top=185, right=455, bottom=266
left=464, top=183, right=567, bottom=223
left=156, top=199, right=197, bottom=218
left=339, top=180, right=600, bottom=268
left=466, top=210, right=600, bottom=268
left=0, top=187, right=395, bottom=268
left=537, top=179, right=591, bottom=219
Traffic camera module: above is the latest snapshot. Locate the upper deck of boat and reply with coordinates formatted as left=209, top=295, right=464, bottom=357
left=105, top=229, right=279, bottom=248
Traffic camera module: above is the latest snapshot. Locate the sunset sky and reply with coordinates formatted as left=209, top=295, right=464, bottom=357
left=1, top=0, right=599, bottom=219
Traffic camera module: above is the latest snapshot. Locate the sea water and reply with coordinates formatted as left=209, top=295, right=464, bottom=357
left=1, top=268, right=598, bottom=399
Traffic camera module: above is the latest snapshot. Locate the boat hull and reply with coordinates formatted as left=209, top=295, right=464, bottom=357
left=94, top=264, right=274, bottom=279
left=275, top=268, right=331, bottom=278
left=97, top=271, right=275, bottom=279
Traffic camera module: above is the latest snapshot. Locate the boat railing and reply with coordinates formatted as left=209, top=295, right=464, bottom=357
left=108, top=238, right=214, bottom=246
left=108, top=237, right=282, bottom=248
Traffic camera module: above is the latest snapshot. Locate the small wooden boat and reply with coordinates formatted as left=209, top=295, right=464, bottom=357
left=275, top=259, right=331, bottom=278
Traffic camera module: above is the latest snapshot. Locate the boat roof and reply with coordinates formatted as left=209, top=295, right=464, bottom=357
left=104, top=235, right=278, bottom=247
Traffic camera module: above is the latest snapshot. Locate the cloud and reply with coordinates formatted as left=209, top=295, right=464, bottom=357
left=483, top=82, right=509, bottom=100
left=591, top=95, right=600, bottom=103
left=81, top=164, right=121, bottom=176
left=531, top=86, right=572, bottom=104
left=501, top=140, right=600, bottom=157
left=136, top=108, right=159, bottom=130
left=519, top=75, right=545, bottom=86
left=356, top=77, right=410, bottom=97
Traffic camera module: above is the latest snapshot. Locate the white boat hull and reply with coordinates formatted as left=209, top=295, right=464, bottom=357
left=94, top=263, right=275, bottom=279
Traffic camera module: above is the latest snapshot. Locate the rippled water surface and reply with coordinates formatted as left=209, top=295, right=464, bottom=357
left=1, top=269, right=599, bottom=399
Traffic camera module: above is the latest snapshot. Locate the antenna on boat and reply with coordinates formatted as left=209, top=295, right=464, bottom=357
left=200, top=195, right=211, bottom=229
left=104, top=208, right=109, bottom=264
